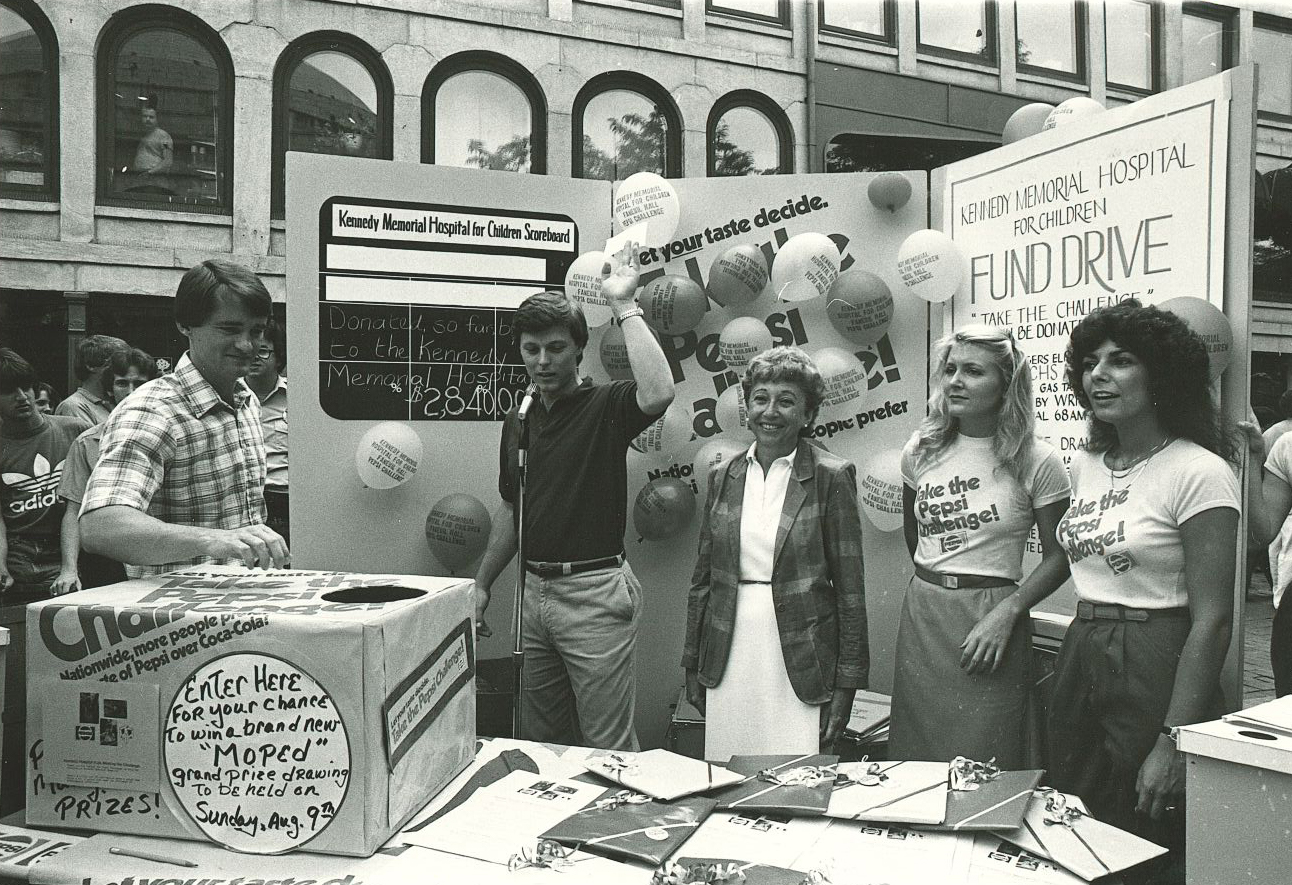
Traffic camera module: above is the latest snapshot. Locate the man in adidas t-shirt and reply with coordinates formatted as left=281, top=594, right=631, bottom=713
left=0, top=348, right=92, bottom=600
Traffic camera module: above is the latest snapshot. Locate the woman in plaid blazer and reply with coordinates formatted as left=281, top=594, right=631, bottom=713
left=681, top=347, right=868, bottom=762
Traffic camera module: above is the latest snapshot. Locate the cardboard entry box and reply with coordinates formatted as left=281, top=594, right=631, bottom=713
left=1178, top=715, right=1292, bottom=885
left=25, top=567, right=475, bottom=857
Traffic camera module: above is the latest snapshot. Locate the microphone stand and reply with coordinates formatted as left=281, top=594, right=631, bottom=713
left=511, top=395, right=532, bottom=740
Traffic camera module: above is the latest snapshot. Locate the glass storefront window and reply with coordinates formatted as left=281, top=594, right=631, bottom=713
left=820, top=0, right=892, bottom=43
left=1255, top=18, right=1292, bottom=117
left=707, top=0, right=786, bottom=25
left=434, top=70, right=533, bottom=172
left=1016, top=0, right=1083, bottom=80
left=711, top=105, right=785, bottom=176
left=917, top=0, right=995, bottom=64
left=105, top=27, right=225, bottom=209
left=579, top=89, right=671, bottom=181
left=0, top=0, right=55, bottom=197
left=1105, top=0, right=1157, bottom=92
left=825, top=133, right=994, bottom=173
left=1182, top=7, right=1230, bottom=85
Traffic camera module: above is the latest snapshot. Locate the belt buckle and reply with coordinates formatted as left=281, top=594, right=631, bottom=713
left=561, top=562, right=572, bottom=576
left=944, top=574, right=959, bottom=589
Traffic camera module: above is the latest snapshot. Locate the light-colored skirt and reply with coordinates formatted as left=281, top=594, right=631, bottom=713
left=888, top=574, right=1031, bottom=769
left=704, top=583, right=819, bottom=763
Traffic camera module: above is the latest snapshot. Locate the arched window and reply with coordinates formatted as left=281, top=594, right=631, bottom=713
left=97, top=5, right=233, bottom=213
left=707, top=91, right=792, bottom=176
left=273, top=32, right=392, bottom=218
left=422, top=52, right=546, bottom=173
left=1, top=0, right=58, bottom=200
left=572, top=73, right=682, bottom=180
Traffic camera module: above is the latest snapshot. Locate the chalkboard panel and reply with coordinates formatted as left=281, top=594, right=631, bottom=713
left=317, top=196, right=578, bottom=421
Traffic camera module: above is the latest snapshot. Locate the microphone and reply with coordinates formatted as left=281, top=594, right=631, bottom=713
left=517, top=384, right=536, bottom=421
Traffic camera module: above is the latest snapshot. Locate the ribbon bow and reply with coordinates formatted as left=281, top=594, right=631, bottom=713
left=599, top=752, right=641, bottom=776
left=833, top=756, right=888, bottom=788
left=593, top=789, right=652, bottom=810
left=651, top=861, right=746, bottom=884
left=759, top=765, right=838, bottom=788
left=507, top=839, right=576, bottom=872
left=949, top=756, right=1000, bottom=792
left=1040, top=789, right=1085, bottom=828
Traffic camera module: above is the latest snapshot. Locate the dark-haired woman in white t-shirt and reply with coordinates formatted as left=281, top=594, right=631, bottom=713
left=1051, top=300, right=1238, bottom=882
left=890, top=325, right=1070, bottom=769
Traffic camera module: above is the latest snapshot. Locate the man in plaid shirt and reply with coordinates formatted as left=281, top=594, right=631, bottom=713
left=80, top=259, right=289, bottom=576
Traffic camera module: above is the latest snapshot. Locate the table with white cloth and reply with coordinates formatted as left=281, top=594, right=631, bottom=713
left=11, top=738, right=1115, bottom=885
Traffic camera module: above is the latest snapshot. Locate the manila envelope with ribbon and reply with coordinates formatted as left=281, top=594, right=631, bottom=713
left=993, top=789, right=1167, bottom=881
left=824, top=759, right=948, bottom=825
left=918, top=758, right=1043, bottom=832
left=583, top=749, right=744, bottom=801
left=707, top=754, right=839, bottom=816
left=541, top=787, right=717, bottom=866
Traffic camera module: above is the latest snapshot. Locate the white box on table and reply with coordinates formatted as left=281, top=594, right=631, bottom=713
left=25, top=567, right=475, bottom=857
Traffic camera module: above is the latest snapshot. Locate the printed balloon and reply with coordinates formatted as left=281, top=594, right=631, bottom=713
left=1003, top=103, right=1055, bottom=144
left=813, top=347, right=869, bottom=414
left=633, top=477, right=697, bottom=541
left=859, top=449, right=904, bottom=532
left=1042, top=97, right=1104, bottom=131
left=896, top=229, right=966, bottom=303
left=1158, top=296, right=1233, bottom=380
left=771, top=232, right=840, bottom=302
left=708, top=244, right=769, bottom=306
left=826, top=270, right=894, bottom=345
left=613, top=172, right=680, bottom=245
left=715, top=383, right=753, bottom=439
left=355, top=422, right=423, bottom=489
left=599, top=323, right=632, bottom=380
left=867, top=172, right=913, bottom=212
left=564, top=250, right=613, bottom=327
left=631, top=399, right=695, bottom=461
left=640, top=275, right=708, bottom=335
left=425, top=493, right=491, bottom=571
left=693, top=438, right=749, bottom=485
left=718, top=316, right=773, bottom=371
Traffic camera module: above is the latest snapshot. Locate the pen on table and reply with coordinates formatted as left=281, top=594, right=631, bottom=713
left=109, top=846, right=199, bottom=868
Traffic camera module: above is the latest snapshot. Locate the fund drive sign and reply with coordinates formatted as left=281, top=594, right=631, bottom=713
left=941, top=73, right=1229, bottom=457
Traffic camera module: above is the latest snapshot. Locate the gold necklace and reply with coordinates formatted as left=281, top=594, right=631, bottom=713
left=1107, top=436, right=1173, bottom=487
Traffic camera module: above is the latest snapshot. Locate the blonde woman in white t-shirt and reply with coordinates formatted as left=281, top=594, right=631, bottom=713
left=890, top=325, right=1071, bottom=769
left=1050, top=301, right=1238, bottom=881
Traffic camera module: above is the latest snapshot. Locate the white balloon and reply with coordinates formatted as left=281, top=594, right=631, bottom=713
left=613, top=172, right=680, bottom=245
left=859, top=449, right=905, bottom=532
left=771, top=232, right=840, bottom=302
left=896, top=229, right=966, bottom=304
left=1042, top=97, right=1105, bottom=131
left=564, top=250, right=613, bottom=327
left=355, top=422, right=423, bottom=489
left=813, top=347, right=869, bottom=415
left=718, top=316, right=774, bottom=371
left=631, top=399, right=695, bottom=461
left=715, top=384, right=753, bottom=440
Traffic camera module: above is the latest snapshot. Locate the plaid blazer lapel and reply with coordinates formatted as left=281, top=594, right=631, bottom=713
left=725, top=455, right=749, bottom=565
left=772, top=446, right=814, bottom=569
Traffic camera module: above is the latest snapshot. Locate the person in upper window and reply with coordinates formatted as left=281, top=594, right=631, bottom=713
left=126, top=98, right=173, bottom=195
left=889, top=325, right=1070, bottom=769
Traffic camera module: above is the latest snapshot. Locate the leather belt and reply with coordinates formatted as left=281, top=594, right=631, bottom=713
left=915, top=565, right=1014, bottom=590
left=525, top=553, right=624, bottom=578
left=1076, top=601, right=1187, bottom=622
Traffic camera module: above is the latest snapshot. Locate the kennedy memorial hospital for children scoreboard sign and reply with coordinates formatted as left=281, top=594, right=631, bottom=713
left=318, top=198, right=579, bottom=420
left=939, top=72, right=1234, bottom=456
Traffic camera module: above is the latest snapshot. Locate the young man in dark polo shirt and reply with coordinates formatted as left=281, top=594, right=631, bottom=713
left=471, top=252, right=675, bottom=750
